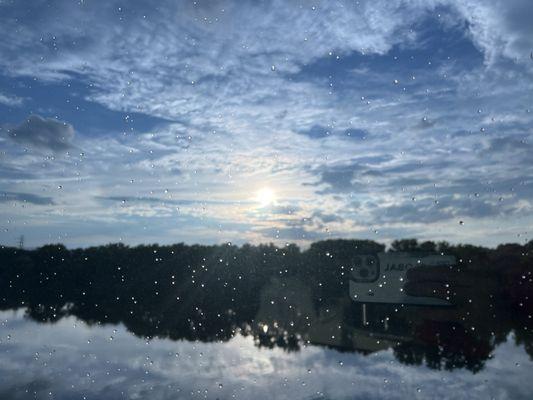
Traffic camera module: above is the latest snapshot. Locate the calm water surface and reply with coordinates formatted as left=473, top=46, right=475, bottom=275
left=1, top=244, right=532, bottom=399
left=1, top=310, right=532, bottom=400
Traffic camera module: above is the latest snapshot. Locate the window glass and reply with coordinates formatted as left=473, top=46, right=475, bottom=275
left=1, top=1, right=532, bottom=399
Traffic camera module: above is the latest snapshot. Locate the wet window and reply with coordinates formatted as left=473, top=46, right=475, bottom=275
left=1, top=1, right=532, bottom=399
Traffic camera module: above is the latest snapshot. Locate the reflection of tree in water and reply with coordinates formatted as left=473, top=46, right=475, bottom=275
left=393, top=321, right=491, bottom=373
left=0, top=238, right=532, bottom=372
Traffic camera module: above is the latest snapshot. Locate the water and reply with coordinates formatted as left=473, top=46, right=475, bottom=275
left=1, top=309, right=532, bottom=400
left=1, top=243, right=532, bottom=399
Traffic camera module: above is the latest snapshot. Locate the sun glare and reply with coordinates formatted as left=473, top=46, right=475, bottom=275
left=256, top=187, right=276, bottom=207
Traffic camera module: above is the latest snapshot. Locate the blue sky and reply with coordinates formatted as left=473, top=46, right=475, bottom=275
left=0, top=0, right=532, bottom=248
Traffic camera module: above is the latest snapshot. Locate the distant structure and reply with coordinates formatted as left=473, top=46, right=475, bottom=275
left=18, top=235, right=24, bottom=249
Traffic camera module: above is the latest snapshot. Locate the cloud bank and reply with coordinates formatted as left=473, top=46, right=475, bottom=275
left=0, top=0, right=532, bottom=247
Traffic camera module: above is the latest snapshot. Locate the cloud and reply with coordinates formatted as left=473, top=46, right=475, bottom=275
left=296, top=125, right=331, bottom=139
left=0, top=165, right=35, bottom=181
left=255, top=225, right=326, bottom=242
left=310, top=162, right=365, bottom=193
left=268, top=205, right=301, bottom=215
left=311, top=210, right=344, bottom=224
left=96, top=195, right=238, bottom=207
left=0, top=191, right=54, bottom=205
left=450, top=0, right=533, bottom=66
left=373, top=199, right=479, bottom=225
left=487, top=136, right=532, bottom=154
left=296, top=125, right=369, bottom=141
left=0, top=1, right=532, bottom=247
left=344, top=128, right=369, bottom=139
left=0, top=91, right=23, bottom=106
left=5, top=115, right=75, bottom=152
left=414, top=116, right=437, bottom=130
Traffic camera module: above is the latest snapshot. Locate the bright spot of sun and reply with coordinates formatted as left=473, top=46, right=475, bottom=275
left=256, top=187, right=276, bottom=207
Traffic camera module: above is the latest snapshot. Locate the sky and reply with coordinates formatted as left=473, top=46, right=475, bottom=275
left=0, top=0, right=532, bottom=248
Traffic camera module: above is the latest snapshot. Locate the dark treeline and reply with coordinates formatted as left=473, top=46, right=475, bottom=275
left=1, top=238, right=532, bottom=373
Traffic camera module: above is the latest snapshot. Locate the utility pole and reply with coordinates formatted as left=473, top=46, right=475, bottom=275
left=18, top=235, right=24, bottom=249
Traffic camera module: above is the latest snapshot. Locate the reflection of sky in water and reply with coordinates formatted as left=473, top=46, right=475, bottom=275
left=1, top=310, right=532, bottom=400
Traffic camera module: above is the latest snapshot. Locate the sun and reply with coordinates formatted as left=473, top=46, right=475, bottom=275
left=256, top=187, right=276, bottom=207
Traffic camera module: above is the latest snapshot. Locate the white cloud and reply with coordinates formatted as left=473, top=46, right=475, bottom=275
left=0, top=91, right=23, bottom=106
left=449, top=0, right=533, bottom=66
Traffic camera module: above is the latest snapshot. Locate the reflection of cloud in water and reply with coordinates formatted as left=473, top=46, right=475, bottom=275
left=1, top=310, right=532, bottom=400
